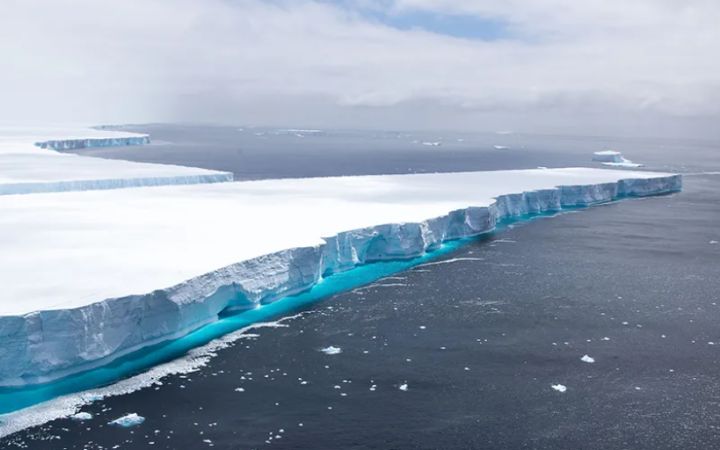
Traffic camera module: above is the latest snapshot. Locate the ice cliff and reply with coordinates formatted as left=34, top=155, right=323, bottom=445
left=0, top=128, right=234, bottom=195
left=592, top=150, right=642, bottom=168
left=0, top=171, right=681, bottom=387
left=35, top=135, right=151, bottom=150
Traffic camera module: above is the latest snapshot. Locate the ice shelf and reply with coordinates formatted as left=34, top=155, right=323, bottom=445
left=0, top=168, right=681, bottom=386
left=0, top=127, right=233, bottom=194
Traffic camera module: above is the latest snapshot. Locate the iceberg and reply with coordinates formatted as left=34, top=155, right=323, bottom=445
left=0, top=127, right=233, bottom=195
left=592, top=150, right=643, bottom=168
left=0, top=168, right=680, bottom=388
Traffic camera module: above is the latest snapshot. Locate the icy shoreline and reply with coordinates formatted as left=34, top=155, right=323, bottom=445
left=0, top=171, right=681, bottom=387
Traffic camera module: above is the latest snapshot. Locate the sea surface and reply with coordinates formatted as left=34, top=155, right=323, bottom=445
left=2, top=125, right=719, bottom=449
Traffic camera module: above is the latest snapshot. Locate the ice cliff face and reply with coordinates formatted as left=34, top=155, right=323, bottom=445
left=0, top=173, right=681, bottom=387
left=592, top=150, right=642, bottom=168
left=35, top=135, right=151, bottom=150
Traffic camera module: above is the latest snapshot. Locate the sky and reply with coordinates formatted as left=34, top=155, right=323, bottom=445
left=1, top=0, right=719, bottom=138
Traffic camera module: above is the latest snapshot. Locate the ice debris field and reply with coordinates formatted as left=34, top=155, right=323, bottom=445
left=0, top=127, right=681, bottom=427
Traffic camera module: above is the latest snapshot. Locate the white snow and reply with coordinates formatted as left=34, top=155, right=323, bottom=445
left=0, top=127, right=233, bottom=194
left=108, top=413, right=145, bottom=428
left=551, top=384, right=567, bottom=393
left=0, top=167, right=680, bottom=387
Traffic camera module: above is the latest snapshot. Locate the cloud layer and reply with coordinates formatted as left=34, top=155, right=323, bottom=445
left=1, top=0, right=718, bottom=137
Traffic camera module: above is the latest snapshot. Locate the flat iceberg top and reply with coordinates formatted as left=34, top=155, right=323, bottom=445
left=0, top=126, right=232, bottom=193
left=593, top=150, right=621, bottom=156
left=0, top=168, right=675, bottom=316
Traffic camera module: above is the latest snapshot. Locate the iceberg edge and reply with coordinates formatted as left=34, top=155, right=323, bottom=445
left=0, top=173, right=682, bottom=387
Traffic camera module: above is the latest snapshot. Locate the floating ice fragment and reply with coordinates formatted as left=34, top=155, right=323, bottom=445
left=601, top=337, right=610, bottom=341
left=493, top=145, right=509, bottom=150
left=320, top=346, right=342, bottom=355
left=551, top=384, right=567, bottom=393
left=70, top=412, right=93, bottom=421
left=399, top=383, right=409, bottom=391
left=234, top=387, right=245, bottom=392
left=580, top=355, right=595, bottom=364
left=108, top=413, right=145, bottom=428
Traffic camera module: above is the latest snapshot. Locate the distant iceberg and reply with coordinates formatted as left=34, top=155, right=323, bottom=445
left=0, top=127, right=233, bottom=195
left=592, top=150, right=643, bottom=168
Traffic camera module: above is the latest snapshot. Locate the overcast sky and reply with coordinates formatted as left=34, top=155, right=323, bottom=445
left=2, top=0, right=719, bottom=138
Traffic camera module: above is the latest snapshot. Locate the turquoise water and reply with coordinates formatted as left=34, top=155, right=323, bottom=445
left=0, top=237, right=476, bottom=416
left=0, top=203, right=646, bottom=417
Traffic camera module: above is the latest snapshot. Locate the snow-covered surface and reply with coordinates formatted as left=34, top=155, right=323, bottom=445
left=0, top=168, right=681, bottom=386
left=0, top=127, right=233, bottom=194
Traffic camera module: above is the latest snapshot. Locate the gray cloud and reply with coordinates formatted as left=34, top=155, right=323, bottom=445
left=1, top=0, right=718, bottom=138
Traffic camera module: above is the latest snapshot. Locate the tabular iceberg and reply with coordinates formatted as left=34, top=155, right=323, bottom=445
left=592, top=150, right=642, bottom=168
left=0, top=168, right=681, bottom=387
left=0, top=127, right=233, bottom=195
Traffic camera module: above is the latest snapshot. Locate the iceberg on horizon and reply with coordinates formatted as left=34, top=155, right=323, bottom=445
left=0, top=127, right=233, bottom=195
left=592, top=150, right=643, bottom=168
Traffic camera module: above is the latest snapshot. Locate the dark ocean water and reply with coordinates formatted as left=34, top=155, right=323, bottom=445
left=2, top=126, right=719, bottom=449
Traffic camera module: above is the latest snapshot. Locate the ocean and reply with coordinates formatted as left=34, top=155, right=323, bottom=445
left=1, top=125, right=718, bottom=449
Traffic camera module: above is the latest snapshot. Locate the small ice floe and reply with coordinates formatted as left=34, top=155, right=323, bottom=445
left=399, top=383, right=409, bottom=391
left=234, top=387, right=245, bottom=392
left=108, top=413, right=145, bottom=428
left=419, top=325, right=427, bottom=330
left=580, top=355, right=595, bottom=364
left=493, top=145, right=509, bottom=150
left=70, top=412, right=93, bottom=421
left=601, top=337, right=610, bottom=341
left=710, top=240, right=718, bottom=245
left=421, top=141, right=442, bottom=147
left=320, top=346, right=342, bottom=355
left=537, top=166, right=548, bottom=169
left=551, top=384, right=567, bottom=393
